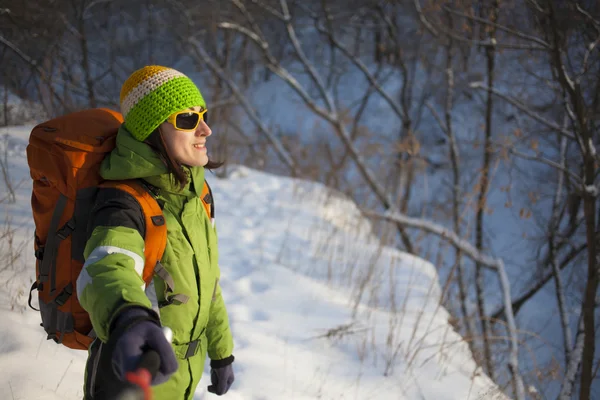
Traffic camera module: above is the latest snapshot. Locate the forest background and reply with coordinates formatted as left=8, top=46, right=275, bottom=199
left=1, top=0, right=599, bottom=399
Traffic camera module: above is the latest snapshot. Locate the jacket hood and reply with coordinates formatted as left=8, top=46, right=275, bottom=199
left=101, top=125, right=204, bottom=195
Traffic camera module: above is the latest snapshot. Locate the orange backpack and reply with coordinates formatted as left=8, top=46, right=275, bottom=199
left=26, top=108, right=175, bottom=350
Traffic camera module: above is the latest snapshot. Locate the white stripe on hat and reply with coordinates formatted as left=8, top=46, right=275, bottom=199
left=121, top=68, right=187, bottom=118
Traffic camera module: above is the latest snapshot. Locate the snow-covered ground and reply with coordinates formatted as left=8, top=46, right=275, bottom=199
left=0, top=124, right=507, bottom=399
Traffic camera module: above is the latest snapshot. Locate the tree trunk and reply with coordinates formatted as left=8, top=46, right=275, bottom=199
left=579, top=153, right=598, bottom=400
left=475, top=0, right=498, bottom=382
left=77, top=1, right=96, bottom=108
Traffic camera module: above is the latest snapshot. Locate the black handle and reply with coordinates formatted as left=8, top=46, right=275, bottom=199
left=137, top=349, right=161, bottom=378
left=116, top=350, right=162, bottom=400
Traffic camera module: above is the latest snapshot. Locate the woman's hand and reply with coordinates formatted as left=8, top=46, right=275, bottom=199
left=208, top=355, right=235, bottom=395
left=111, top=308, right=178, bottom=386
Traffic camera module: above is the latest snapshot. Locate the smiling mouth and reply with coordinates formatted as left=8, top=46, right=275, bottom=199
left=193, top=143, right=205, bottom=149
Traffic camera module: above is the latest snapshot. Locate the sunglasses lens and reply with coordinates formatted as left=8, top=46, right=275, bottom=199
left=202, top=111, right=208, bottom=123
left=175, top=112, right=200, bottom=130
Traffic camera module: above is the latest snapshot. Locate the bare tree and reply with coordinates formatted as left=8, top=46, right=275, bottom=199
left=450, top=1, right=599, bottom=398
left=473, top=0, right=500, bottom=382
left=424, top=7, right=476, bottom=361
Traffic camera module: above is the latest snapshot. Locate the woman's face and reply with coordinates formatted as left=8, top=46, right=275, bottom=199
left=159, top=106, right=212, bottom=167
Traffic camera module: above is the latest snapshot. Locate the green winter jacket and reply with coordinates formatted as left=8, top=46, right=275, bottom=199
left=78, top=125, right=233, bottom=399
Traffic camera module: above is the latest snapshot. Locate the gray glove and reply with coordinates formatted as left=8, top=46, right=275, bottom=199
left=207, top=356, right=235, bottom=395
left=111, top=308, right=178, bottom=385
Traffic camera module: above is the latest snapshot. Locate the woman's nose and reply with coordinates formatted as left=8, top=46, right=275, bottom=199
left=196, top=119, right=212, bottom=137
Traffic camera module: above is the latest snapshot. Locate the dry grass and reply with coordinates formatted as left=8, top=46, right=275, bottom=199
left=0, top=130, right=30, bottom=312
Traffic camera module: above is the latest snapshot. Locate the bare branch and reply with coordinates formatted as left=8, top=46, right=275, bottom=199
left=218, top=12, right=399, bottom=214
left=0, top=34, right=38, bottom=68
left=558, top=316, right=585, bottom=399
left=0, top=34, right=68, bottom=109
left=210, top=97, right=239, bottom=110
left=187, top=37, right=298, bottom=174
left=432, top=31, right=476, bottom=353
left=314, top=21, right=407, bottom=119
left=442, top=6, right=550, bottom=49
left=497, top=258, right=525, bottom=400
left=575, top=4, right=600, bottom=35
left=0, top=135, right=15, bottom=203
left=365, top=211, right=494, bottom=269
left=425, top=102, right=448, bottom=135
left=506, top=146, right=583, bottom=186
left=470, top=82, right=576, bottom=139
left=491, top=242, right=587, bottom=320
left=279, top=0, right=335, bottom=112
left=364, top=208, right=524, bottom=398
left=579, top=35, right=600, bottom=80
left=335, top=65, right=385, bottom=172
left=58, top=13, right=83, bottom=39
left=229, top=0, right=270, bottom=51
left=413, top=0, right=439, bottom=37
left=218, top=22, right=266, bottom=50
left=248, top=0, right=284, bottom=21
left=525, top=0, right=547, bottom=14
left=476, top=5, right=499, bottom=382
left=413, top=0, right=547, bottom=51
left=331, top=120, right=397, bottom=213
left=543, top=3, right=600, bottom=396
left=293, top=3, right=408, bottom=121
left=216, top=22, right=336, bottom=124
left=550, top=130, right=572, bottom=367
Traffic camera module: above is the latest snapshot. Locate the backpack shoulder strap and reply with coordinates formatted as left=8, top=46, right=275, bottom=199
left=200, top=180, right=214, bottom=220
left=99, top=180, right=167, bottom=285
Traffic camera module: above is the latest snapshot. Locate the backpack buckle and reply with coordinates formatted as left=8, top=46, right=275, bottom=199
left=184, top=339, right=200, bottom=359
left=35, top=248, right=45, bottom=260
left=54, top=283, right=73, bottom=306
left=158, top=293, right=189, bottom=308
left=56, top=219, right=75, bottom=241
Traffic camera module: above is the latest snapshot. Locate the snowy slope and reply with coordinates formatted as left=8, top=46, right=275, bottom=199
left=0, top=124, right=507, bottom=400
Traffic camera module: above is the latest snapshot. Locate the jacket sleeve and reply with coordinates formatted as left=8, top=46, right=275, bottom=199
left=76, top=188, right=152, bottom=342
left=206, top=277, right=234, bottom=361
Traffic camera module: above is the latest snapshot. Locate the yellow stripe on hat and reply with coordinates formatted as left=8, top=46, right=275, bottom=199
left=120, top=65, right=170, bottom=104
left=120, top=67, right=186, bottom=118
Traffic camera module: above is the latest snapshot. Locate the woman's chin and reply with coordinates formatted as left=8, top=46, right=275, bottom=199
left=185, top=156, right=209, bottom=167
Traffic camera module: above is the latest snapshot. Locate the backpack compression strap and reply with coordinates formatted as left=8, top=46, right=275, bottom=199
left=99, top=180, right=167, bottom=286
left=200, top=180, right=214, bottom=223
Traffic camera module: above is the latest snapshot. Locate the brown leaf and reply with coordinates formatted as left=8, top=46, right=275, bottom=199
left=514, top=128, right=522, bottom=138
left=528, top=191, right=539, bottom=204
left=520, top=208, right=532, bottom=219
left=531, top=139, right=539, bottom=151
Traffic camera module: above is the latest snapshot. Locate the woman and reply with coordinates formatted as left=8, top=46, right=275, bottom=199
left=77, top=65, right=235, bottom=399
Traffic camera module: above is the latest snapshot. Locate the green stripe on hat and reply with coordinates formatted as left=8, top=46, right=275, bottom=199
left=124, top=76, right=206, bottom=141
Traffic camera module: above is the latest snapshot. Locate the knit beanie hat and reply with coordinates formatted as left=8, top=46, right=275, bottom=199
left=120, top=65, right=206, bottom=141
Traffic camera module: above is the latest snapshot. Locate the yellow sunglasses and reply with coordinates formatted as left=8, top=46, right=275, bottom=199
left=166, top=109, right=208, bottom=131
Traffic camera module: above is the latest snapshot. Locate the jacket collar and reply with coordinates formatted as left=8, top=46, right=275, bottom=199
left=101, top=125, right=205, bottom=197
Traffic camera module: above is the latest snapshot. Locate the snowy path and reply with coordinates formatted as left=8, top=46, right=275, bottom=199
left=0, top=126, right=506, bottom=400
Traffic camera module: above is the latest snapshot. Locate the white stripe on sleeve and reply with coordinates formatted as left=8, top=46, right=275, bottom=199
left=76, top=245, right=145, bottom=299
